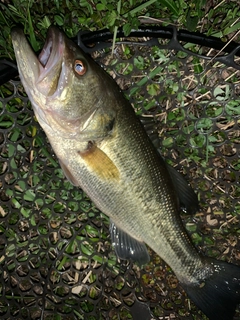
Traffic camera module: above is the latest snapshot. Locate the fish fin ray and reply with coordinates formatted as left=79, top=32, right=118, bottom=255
left=110, top=220, right=150, bottom=266
left=139, top=116, right=160, bottom=149
left=166, top=163, right=199, bottom=214
left=59, top=159, right=79, bottom=186
left=139, top=115, right=198, bottom=214
left=79, top=144, right=119, bottom=180
left=181, top=258, right=240, bottom=320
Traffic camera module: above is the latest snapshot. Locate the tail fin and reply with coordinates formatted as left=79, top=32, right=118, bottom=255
left=181, top=258, right=240, bottom=320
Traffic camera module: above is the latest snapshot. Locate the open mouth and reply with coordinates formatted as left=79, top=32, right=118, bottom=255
left=11, top=26, right=69, bottom=98
left=38, top=34, right=53, bottom=67
left=37, top=27, right=64, bottom=80
left=38, top=26, right=64, bottom=68
left=33, top=27, right=68, bottom=97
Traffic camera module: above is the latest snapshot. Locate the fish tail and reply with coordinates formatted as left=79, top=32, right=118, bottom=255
left=181, top=258, right=240, bottom=320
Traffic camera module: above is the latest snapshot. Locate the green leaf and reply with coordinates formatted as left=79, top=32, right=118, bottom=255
left=96, top=3, right=105, bottom=11
left=8, top=144, right=15, bottom=157
left=12, top=198, right=21, bottom=209
left=123, top=0, right=159, bottom=17
left=27, top=5, right=39, bottom=52
left=158, top=0, right=179, bottom=16
left=193, top=57, right=203, bottom=74
left=129, top=66, right=163, bottom=96
left=81, top=242, right=93, bottom=256
left=186, top=11, right=199, bottom=31
left=213, top=87, right=224, bottom=97
left=123, top=22, right=132, bottom=36
left=54, top=14, right=64, bottom=26
left=24, top=190, right=36, bottom=202
left=18, top=180, right=26, bottom=190
left=107, top=10, right=117, bottom=27
left=162, top=137, right=174, bottom=147
left=147, top=83, right=160, bottom=96
left=223, top=21, right=240, bottom=36
left=134, top=56, right=145, bottom=69
left=57, top=255, right=69, bottom=270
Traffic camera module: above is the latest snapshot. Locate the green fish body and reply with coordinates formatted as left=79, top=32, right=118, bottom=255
left=11, top=26, right=240, bottom=320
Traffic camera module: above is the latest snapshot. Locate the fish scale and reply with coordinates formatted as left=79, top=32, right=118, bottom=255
left=63, top=101, right=204, bottom=281
left=11, top=26, right=240, bottom=320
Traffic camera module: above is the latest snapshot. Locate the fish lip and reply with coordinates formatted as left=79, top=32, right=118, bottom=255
left=11, top=26, right=66, bottom=97
left=11, top=27, right=40, bottom=88
left=36, top=26, right=65, bottom=87
left=38, top=28, right=55, bottom=67
left=39, top=26, right=64, bottom=68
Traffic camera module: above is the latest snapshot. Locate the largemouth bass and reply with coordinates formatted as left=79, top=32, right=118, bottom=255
left=11, top=26, right=240, bottom=320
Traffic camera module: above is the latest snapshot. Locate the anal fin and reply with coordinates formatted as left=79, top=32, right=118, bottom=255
left=110, top=220, right=150, bottom=266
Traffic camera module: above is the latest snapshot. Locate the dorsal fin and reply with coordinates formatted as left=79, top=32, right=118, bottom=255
left=140, top=116, right=199, bottom=214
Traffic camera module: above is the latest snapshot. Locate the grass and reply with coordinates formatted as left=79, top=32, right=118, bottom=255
left=0, top=1, right=240, bottom=320
left=0, top=0, right=240, bottom=58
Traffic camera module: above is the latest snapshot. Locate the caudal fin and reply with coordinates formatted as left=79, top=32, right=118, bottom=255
left=181, top=258, right=240, bottom=320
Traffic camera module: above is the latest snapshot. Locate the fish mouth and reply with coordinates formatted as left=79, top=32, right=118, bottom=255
left=36, top=26, right=66, bottom=96
left=11, top=26, right=68, bottom=97
left=38, top=27, right=59, bottom=68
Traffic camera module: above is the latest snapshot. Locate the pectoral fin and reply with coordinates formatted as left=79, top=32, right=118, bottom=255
left=79, top=143, right=120, bottom=181
left=110, top=220, right=150, bottom=266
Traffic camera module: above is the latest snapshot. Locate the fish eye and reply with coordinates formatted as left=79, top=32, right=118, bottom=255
left=74, top=60, right=86, bottom=75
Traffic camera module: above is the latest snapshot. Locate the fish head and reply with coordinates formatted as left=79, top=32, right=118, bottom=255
left=11, top=26, right=116, bottom=138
